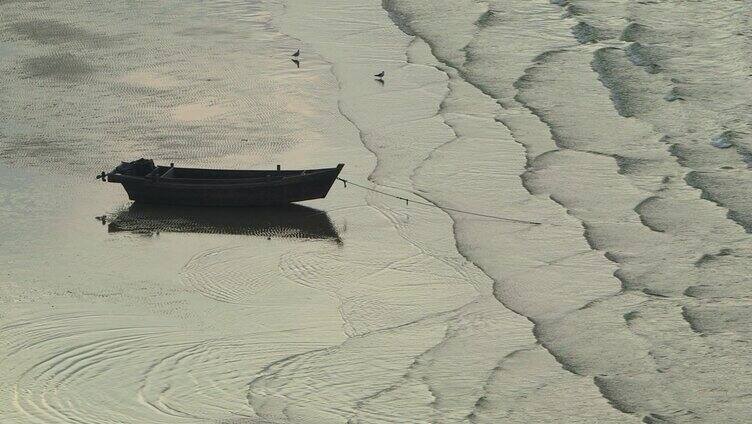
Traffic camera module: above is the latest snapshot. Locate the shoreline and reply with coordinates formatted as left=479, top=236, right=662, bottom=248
left=269, top=0, right=631, bottom=421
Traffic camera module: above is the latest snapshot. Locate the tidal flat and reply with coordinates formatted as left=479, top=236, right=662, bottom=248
left=1, top=0, right=750, bottom=422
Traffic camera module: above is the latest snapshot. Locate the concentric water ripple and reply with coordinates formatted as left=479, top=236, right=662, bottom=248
left=2, top=306, right=334, bottom=423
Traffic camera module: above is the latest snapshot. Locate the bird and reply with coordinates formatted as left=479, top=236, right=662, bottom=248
left=374, top=71, right=385, bottom=79
left=292, top=49, right=300, bottom=57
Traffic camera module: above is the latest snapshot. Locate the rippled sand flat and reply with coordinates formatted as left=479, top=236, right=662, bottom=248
left=1, top=0, right=751, bottom=423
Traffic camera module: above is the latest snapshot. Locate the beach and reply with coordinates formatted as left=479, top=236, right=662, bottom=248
left=1, top=0, right=750, bottom=422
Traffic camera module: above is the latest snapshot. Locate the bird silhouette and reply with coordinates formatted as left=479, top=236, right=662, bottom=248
left=292, top=49, right=300, bottom=57
left=374, top=71, right=385, bottom=79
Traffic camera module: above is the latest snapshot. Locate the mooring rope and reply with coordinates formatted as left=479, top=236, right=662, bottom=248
left=337, top=178, right=542, bottom=225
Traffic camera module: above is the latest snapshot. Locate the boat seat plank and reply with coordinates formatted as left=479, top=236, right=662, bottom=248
left=161, top=166, right=177, bottom=178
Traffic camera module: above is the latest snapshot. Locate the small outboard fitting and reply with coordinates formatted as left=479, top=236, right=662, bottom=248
left=96, top=171, right=107, bottom=181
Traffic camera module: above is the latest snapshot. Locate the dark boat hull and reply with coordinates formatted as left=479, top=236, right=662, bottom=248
left=105, top=161, right=344, bottom=207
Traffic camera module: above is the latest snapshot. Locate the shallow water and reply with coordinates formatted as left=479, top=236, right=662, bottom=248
left=1, top=0, right=751, bottom=422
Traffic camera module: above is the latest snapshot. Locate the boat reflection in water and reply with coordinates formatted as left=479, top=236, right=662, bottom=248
left=98, top=203, right=340, bottom=242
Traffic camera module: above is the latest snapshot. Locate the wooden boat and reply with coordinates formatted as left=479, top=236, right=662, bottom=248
left=101, top=203, right=340, bottom=241
left=99, top=159, right=344, bottom=207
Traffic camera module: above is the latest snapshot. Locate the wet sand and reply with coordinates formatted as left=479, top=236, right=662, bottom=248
left=1, top=0, right=751, bottom=423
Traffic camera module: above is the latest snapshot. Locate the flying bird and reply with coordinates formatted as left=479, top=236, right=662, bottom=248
left=292, top=49, right=300, bottom=57
left=374, top=71, right=385, bottom=79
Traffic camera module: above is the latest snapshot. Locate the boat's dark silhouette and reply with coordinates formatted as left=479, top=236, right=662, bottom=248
left=99, top=159, right=344, bottom=207
left=100, top=203, right=340, bottom=240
